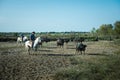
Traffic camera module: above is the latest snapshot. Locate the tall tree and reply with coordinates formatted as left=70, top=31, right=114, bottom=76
left=107, top=24, right=114, bottom=35
left=91, top=27, right=98, bottom=37
left=114, top=21, right=120, bottom=35
left=97, top=24, right=113, bottom=35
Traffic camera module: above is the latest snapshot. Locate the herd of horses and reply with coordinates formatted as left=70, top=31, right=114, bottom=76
left=17, top=36, right=87, bottom=55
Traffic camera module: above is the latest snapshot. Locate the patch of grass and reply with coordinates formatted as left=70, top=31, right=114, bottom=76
left=0, top=40, right=120, bottom=80
left=103, top=55, right=120, bottom=80
left=113, top=39, right=120, bottom=46
left=53, top=55, right=120, bottom=80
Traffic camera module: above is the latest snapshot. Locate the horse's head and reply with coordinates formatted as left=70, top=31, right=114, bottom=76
left=23, top=36, right=28, bottom=42
left=33, top=37, right=42, bottom=49
left=36, top=37, right=42, bottom=43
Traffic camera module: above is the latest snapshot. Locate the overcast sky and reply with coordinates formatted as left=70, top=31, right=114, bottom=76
left=0, top=0, right=120, bottom=32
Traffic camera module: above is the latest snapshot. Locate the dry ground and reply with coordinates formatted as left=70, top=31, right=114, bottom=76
left=20, top=41, right=118, bottom=55
left=0, top=41, right=119, bottom=80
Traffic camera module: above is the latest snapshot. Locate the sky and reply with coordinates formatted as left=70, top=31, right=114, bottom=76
left=0, top=0, right=120, bottom=32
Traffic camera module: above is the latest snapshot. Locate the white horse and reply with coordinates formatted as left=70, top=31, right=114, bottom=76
left=17, top=37, right=22, bottom=43
left=17, top=36, right=28, bottom=43
left=23, top=36, right=28, bottom=42
left=25, top=37, right=42, bottom=54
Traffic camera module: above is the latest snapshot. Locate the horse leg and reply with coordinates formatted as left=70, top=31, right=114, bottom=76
left=75, top=50, right=77, bottom=54
left=34, top=47, right=37, bottom=51
left=84, top=50, right=85, bottom=55
left=75, top=49, right=79, bottom=54
left=28, top=50, right=30, bottom=55
left=28, top=48, right=30, bottom=55
left=81, top=51, right=82, bottom=55
left=28, top=46, right=31, bottom=55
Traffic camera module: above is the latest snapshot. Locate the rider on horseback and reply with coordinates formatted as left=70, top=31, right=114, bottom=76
left=30, top=31, right=36, bottom=48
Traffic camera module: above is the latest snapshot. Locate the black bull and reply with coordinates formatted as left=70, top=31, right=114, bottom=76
left=57, top=39, right=64, bottom=47
left=76, top=43, right=87, bottom=54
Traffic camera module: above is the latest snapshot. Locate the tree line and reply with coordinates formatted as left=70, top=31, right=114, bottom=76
left=0, top=21, right=120, bottom=42
left=91, top=21, right=120, bottom=40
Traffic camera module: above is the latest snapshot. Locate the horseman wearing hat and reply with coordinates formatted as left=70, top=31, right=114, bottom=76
left=30, top=31, right=36, bottom=48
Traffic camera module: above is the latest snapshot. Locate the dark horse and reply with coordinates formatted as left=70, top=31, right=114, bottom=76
left=75, top=42, right=87, bottom=54
left=57, top=38, right=64, bottom=48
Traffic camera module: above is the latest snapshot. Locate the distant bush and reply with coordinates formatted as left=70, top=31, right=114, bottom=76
left=0, top=37, right=17, bottom=42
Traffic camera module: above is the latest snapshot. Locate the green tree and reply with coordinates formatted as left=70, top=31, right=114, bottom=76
left=107, top=24, right=114, bottom=35
left=97, top=24, right=113, bottom=36
left=13, top=32, right=18, bottom=37
left=114, top=21, right=120, bottom=35
left=91, top=27, right=96, bottom=36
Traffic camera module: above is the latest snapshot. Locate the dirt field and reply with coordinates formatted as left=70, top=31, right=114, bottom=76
left=1, top=40, right=116, bottom=54
left=0, top=41, right=119, bottom=80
